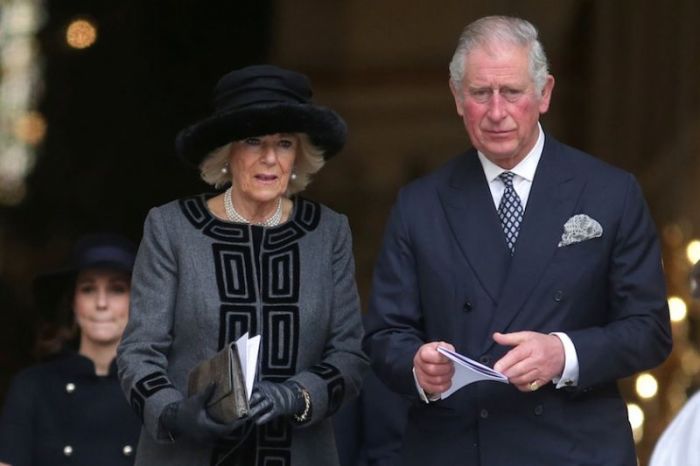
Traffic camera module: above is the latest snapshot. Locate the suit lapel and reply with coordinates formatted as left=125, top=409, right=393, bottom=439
left=437, top=151, right=511, bottom=304
left=483, top=138, right=585, bottom=352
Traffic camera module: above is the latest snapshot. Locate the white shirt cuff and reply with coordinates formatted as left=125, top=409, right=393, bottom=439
left=550, top=332, right=579, bottom=388
left=413, top=367, right=441, bottom=403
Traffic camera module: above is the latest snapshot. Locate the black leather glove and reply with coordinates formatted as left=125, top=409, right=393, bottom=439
left=160, top=384, right=246, bottom=444
left=248, top=380, right=306, bottom=426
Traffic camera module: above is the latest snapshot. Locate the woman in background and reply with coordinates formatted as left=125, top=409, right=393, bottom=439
left=0, top=233, right=141, bottom=466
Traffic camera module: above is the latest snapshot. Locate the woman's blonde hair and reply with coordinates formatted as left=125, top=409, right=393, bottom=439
left=199, top=133, right=325, bottom=195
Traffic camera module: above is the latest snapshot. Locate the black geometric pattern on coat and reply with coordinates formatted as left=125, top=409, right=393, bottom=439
left=129, top=371, right=174, bottom=420
left=180, top=195, right=322, bottom=466
left=215, top=419, right=292, bottom=466
left=179, top=197, right=209, bottom=229
left=262, top=244, right=300, bottom=302
left=180, top=195, right=321, bottom=244
left=261, top=305, right=299, bottom=377
left=204, top=222, right=250, bottom=243
left=218, top=305, right=257, bottom=350
left=296, top=198, right=321, bottom=231
left=213, top=243, right=256, bottom=303
left=308, top=362, right=345, bottom=415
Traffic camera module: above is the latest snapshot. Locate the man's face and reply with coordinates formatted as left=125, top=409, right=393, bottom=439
left=450, top=42, right=554, bottom=169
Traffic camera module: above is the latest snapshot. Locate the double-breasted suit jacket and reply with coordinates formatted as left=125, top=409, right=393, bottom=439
left=364, top=135, right=672, bottom=466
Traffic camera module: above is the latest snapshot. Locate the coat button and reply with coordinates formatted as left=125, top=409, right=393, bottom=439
left=480, top=409, right=488, bottom=419
left=553, top=290, right=563, bottom=302
left=463, top=300, right=473, bottom=312
left=63, top=445, right=73, bottom=456
left=479, top=355, right=490, bottom=365
left=534, top=404, right=544, bottom=416
left=123, top=445, right=134, bottom=456
left=65, top=382, right=76, bottom=393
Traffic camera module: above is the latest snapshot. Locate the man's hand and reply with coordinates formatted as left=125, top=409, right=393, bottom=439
left=413, top=341, right=456, bottom=396
left=493, top=331, right=565, bottom=392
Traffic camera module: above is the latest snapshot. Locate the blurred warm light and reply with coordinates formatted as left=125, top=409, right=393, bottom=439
left=0, top=145, right=31, bottom=178
left=5, top=2, right=42, bottom=34
left=668, top=380, right=690, bottom=413
left=635, top=373, right=658, bottom=399
left=14, top=111, right=46, bottom=145
left=0, top=0, right=44, bottom=206
left=628, top=403, right=644, bottom=443
left=681, top=349, right=700, bottom=376
left=687, top=240, right=700, bottom=265
left=662, top=224, right=684, bottom=248
left=3, top=39, right=34, bottom=69
left=66, top=19, right=97, bottom=49
left=668, top=296, right=687, bottom=322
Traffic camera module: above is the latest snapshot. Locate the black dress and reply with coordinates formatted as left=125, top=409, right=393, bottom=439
left=0, top=352, right=141, bottom=466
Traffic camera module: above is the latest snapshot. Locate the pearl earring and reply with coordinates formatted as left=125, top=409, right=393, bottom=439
left=221, top=166, right=228, bottom=174
left=291, top=172, right=297, bottom=180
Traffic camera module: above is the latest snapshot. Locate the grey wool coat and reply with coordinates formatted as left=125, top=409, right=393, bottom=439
left=117, top=195, right=369, bottom=466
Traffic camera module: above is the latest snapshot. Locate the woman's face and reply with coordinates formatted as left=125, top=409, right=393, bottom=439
left=228, top=133, right=297, bottom=204
left=73, top=268, right=130, bottom=347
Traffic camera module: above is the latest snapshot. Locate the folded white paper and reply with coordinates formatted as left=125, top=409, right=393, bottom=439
left=234, top=332, right=261, bottom=400
left=437, top=346, right=509, bottom=398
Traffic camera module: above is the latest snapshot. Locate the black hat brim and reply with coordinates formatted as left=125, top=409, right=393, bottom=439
left=33, top=259, right=133, bottom=322
left=176, top=102, right=347, bottom=167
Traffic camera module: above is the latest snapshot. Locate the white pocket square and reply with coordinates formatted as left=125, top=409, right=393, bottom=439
left=558, top=214, right=603, bottom=247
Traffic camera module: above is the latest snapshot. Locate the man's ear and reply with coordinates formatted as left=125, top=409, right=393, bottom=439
left=449, top=79, right=465, bottom=116
left=538, top=74, right=555, bottom=114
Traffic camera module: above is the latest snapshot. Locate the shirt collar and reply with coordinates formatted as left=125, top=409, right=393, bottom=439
left=478, top=123, right=545, bottom=183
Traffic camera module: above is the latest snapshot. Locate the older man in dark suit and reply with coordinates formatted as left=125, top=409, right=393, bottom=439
left=363, top=15, right=672, bottom=466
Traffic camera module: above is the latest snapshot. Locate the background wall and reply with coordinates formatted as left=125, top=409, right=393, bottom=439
left=1, top=1, right=699, bottom=463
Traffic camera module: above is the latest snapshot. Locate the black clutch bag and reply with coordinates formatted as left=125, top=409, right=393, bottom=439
left=187, top=341, right=249, bottom=423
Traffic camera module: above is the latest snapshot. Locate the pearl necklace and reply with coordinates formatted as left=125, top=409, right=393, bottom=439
left=223, top=187, right=283, bottom=227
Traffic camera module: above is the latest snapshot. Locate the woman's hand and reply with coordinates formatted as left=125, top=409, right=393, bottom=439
left=160, top=384, right=246, bottom=444
left=248, top=380, right=306, bottom=425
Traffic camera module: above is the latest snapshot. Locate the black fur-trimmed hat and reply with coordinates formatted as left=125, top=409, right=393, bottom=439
left=175, top=64, right=347, bottom=167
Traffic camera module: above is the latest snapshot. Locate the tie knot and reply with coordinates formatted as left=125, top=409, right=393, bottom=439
left=499, top=171, right=515, bottom=187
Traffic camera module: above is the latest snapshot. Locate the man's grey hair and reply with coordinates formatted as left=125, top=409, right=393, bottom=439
left=449, top=16, right=550, bottom=94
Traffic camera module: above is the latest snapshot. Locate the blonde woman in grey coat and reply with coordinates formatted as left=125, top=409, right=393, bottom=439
left=117, top=65, right=368, bottom=466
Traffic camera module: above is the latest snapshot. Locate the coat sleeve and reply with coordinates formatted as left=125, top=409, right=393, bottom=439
left=117, top=207, right=183, bottom=442
left=0, top=371, right=35, bottom=465
left=363, top=190, right=427, bottom=398
left=568, top=174, right=672, bottom=388
left=289, top=214, right=369, bottom=426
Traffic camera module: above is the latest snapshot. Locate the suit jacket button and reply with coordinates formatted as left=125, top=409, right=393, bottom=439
left=65, top=382, right=76, bottom=393
left=463, top=300, right=473, bottom=312
left=479, top=355, right=490, bottom=365
left=480, top=409, right=488, bottom=419
left=63, top=445, right=73, bottom=456
left=123, top=445, right=134, bottom=456
left=534, top=405, right=544, bottom=416
left=553, top=290, right=563, bottom=302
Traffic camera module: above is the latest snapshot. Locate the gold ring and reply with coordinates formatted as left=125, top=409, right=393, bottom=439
left=529, top=381, right=539, bottom=392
